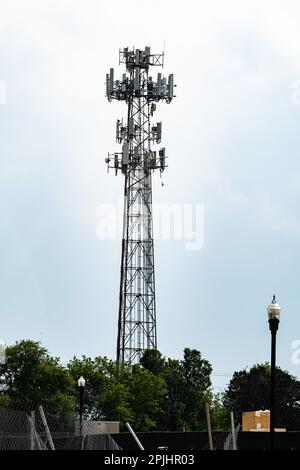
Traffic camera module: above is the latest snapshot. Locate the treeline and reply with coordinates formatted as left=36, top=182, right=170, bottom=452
left=1, top=340, right=300, bottom=431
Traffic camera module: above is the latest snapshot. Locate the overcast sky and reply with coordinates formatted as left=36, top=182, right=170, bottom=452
left=1, top=0, right=300, bottom=390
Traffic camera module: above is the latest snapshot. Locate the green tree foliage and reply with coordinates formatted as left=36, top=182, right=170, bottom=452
left=67, top=356, right=167, bottom=429
left=67, top=355, right=133, bottom=423
left=210, top=393, right=231, bottom=431
left=223, top=363, right=300, bottom=430
left=0, top=341, right=214, bottom=432
left=67, top=355, right=107, bottom=419
left=126, top=365, right=167, bottom=431
left=143, top=348, right=213, bottom=431
left=98, top=381, right=132, bottom=424
left=140, top=349, right=165, bottom=375
left=0, top=340, right=75, bottom=428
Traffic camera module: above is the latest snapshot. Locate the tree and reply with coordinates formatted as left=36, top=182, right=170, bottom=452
left=223, top=363, right=300, bottom=430
left=158, top=348, right=212, bottom=431
left=68, top=355, right=135, bottom=424
left=67, top=355, right=107, bottom=420
left=126, top=365, right=167, bottom=431
left=0, top=341, right=214, bottom=433
left=98, top=380, right=133, bottom=424
left=162, top=358, right=190, bottom=431
left=140, top=349, right=165, bottom=376
left=210, top=393, right=231, bottom=431
left=183, top=348, right=212, bottom=392
left=68, top=355, right=167, bottom=430
left=0, top=340, right=75, bottom=428
left=182, top=348, right=212, bottom=431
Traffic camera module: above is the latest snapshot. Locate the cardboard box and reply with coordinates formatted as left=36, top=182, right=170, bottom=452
left=242, top=411, right=270, bottom=431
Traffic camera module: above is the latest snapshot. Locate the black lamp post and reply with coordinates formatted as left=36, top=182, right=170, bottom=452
left=77, top=375, right=85, bottom=436
left=267, top=295, right=281, bottom=450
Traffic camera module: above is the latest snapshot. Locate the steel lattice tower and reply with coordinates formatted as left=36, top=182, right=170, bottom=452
left=105, top=47, right=175, bottom=363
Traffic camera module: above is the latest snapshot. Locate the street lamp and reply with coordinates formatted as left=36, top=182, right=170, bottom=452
left=267, top=295, right=281, bottom=450
left=77, top=375, right=85, bottom=437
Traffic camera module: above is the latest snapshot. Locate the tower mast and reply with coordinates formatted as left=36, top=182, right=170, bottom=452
left=105, top=47, right=175, bottom=363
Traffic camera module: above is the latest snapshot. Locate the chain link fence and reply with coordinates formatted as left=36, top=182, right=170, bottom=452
left=0, top=401, right=121, bottom=450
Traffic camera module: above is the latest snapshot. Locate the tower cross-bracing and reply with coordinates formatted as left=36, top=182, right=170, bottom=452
left=105, top=47, right=175, bottom=363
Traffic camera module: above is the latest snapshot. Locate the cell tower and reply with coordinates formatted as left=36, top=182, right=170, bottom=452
left=105, top=47, right=175, bottom=363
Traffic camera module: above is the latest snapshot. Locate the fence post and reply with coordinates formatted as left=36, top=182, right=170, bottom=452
left=38, top=405, right=55, bottom=450
left=205, top=402, right=214, bottom=450
left=230, top=411, right=237, bottom=450
left=125, top=422, right=144, bottom=450
left=30, top=410, right=35, bottom=450
left=28, top=414, right=43, bottom=450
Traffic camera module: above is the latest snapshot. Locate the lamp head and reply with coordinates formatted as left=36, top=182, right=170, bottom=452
left=77, top=376, right=86, bottom=388
left=267, top=294, right=281, bottom=321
